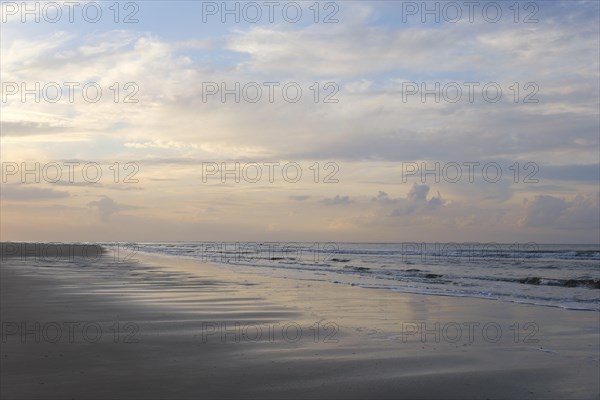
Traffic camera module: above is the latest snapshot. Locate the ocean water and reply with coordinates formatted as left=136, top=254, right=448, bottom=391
left=128, top=242, right=600, bottom=312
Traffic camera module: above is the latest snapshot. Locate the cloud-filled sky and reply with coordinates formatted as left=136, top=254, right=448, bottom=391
left=1, top=0, right=599, bottom=244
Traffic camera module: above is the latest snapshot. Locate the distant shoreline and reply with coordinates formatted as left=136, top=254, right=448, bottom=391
left=1, top=242, right=105, bottom=259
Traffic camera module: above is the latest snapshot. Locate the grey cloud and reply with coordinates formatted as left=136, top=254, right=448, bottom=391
left=53, top=180, right=100, bottom=187
left=520, top=195, right=568, bottom=227
left=289, top=195, right=311, bottom=201
left=538, top=164, right=600, bottom=182
left=372, top=184, right=446, bottom=216
left=520, top=194, right=599, bottom=229
left=0, top=121, right=75, bottom=137
left=1, top=185, right=69, bottom=201
left=88, top=196, right=138, bottom=223
left=321, top=195, right=353, bottom=206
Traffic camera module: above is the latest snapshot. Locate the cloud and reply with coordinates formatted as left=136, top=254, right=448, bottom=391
left=372, top=184, right=446, bottom=216
left=225, top=3, right=599, bottom=83
left=321, top=195, right=353, bottom=206
left=52, top=180, right=100, bottom=187
left=289, top=195, right=311, bottom=201
left=0, top=185, right=69, bottom=201
left=519, top=195, right=568, bottom=227
left=538, top=164, right=600, bottom=182
left=124, top=140, right=198, bottom=150
left=519, top=193, right=599, bottom=229
left=3, top=8, right=598, bottom=166
left=0, top=121, right=76, bottom=137
left=88, top=196, right=137, bottom=223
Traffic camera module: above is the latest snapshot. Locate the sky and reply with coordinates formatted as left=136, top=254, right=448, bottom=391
left=1, top=0, right=599, bottom=244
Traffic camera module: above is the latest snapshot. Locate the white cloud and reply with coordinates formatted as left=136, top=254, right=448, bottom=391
left=1, top=1, right=598, bottom=242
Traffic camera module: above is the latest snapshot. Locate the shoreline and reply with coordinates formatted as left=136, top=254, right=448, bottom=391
left=1, top=247, right=599, bottom=399
left=3, top=241, right=598, bottom=312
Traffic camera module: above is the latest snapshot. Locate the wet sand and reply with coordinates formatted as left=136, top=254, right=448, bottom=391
left=1, top=245, right=598, bottom=399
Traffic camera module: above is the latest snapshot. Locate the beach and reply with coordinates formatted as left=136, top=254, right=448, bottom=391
left=1, top=245, right=599, bottom=399
left=2, top=0, right=599, bottom=398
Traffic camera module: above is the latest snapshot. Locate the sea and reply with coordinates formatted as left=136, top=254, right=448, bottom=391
left=123, top=242, right=600, bottom=312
